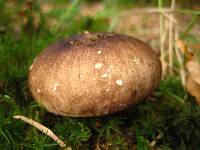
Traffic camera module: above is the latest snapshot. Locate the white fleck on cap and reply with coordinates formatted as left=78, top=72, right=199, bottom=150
left=116, top=79, right=123, bottom=86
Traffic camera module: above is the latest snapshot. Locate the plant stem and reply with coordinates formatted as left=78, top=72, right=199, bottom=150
left=182, top=14, right=199, bottom=39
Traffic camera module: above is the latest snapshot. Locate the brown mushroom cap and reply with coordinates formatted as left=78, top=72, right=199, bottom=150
left=28, top=32, right=162, bottom=117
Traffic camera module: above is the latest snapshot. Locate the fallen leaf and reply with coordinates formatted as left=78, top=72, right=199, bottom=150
left=176, top=39, right=193, bottom=59
left=187, top=59, right=200, bottom=85
left=186, top=75, right=200, bottom=104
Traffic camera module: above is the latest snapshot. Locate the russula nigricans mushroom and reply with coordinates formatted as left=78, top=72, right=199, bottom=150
left=28, top=32, right=162, bottom=117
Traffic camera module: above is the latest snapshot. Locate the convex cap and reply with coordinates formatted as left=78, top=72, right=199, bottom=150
left=28, top=32, right=162, bottom=117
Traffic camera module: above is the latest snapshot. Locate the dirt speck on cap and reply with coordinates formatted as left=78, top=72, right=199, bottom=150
left=95, top=63, right=102, bottom=69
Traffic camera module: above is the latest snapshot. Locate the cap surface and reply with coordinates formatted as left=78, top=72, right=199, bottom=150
left=28, top=32, right=162, bottom=117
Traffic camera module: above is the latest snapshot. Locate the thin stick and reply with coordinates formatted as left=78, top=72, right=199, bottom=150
left=120, top=8, right=173, bottom=16
left=175, top=29, right=186, bottom=87
left=119, top=8, right=200, bottom=16
left=13, top=115, right=68, bottom=148
left=161, top=11, right=177, bottom=24
left=162, top=20, right=169, bottom=47
left=158, top=0, right=166, bottom=78
left=150, top=134, right=162, bottom=147
left=168, top=0, right=176, bottom=75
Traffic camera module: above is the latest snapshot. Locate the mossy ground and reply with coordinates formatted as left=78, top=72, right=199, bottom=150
left=0, top=0, right=200, bottom=149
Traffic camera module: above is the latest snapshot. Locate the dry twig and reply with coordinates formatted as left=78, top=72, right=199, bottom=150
left=150, top=134, right=162, bottom=147
left=168, top=0, right=176, bottom=75
left=120, top=8, right=173, bottom=16
left=161, top=11, right=177, bottom=24
left=175, top=29, right=186, bottom=87
left=159, top=0, right=167, bottom=77
left=13, top=115, right=68, bottom=149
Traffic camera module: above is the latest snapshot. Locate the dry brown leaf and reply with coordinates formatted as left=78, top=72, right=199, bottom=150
left=176, top=39, right=186, bottom=52
left=186, top=75, right=200, bottom=104
left=187, top=59, right=200, bottom=85
left=176, top=39, right=193, bottom=59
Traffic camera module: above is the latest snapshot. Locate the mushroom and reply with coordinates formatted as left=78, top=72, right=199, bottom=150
left=28, top=32, right=162, bottom=117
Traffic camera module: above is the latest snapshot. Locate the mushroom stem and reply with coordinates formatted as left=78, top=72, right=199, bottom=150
left=13, top=115, right=68, bottom=148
